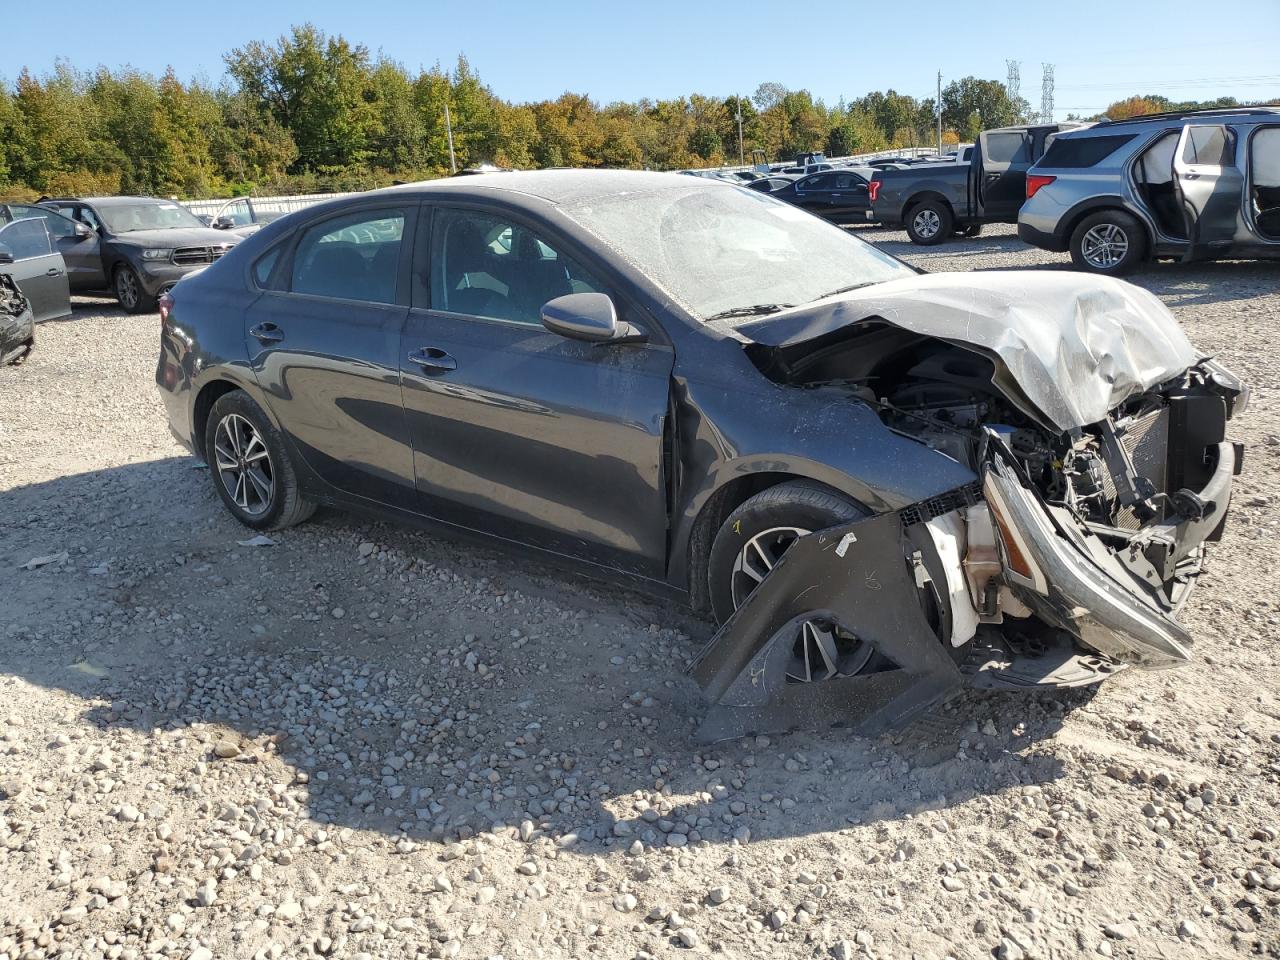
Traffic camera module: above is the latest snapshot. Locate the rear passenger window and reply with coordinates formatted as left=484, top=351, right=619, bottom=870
left=290, top=210, right=406, bottom=304
left=253, top=246, right=282, bottom=288
left=1039, top=134, right=1136, bottom=168
left=984, top=133, right=1031, bottom=164
left=1182, top=126, right=1234, bottom=166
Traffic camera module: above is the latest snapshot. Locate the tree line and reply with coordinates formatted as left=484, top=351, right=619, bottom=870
left=0, top=24, right=1272, bottom=201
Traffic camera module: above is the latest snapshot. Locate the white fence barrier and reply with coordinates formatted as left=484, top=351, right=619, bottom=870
left=181, top=192, right=360, bottom=219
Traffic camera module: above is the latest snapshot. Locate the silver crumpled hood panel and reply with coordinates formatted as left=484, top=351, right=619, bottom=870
left=732, top=271, right=1200, bottom=432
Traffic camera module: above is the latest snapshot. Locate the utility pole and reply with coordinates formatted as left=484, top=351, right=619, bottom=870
left=1041, top=64, right=1055, bottom=125
left=736, top=95, right=745, bottom=167
left=1006, top=60, right=1021, bottom=116
left=444, top=100, right=457, bottom=174
left=936, top=70, right=943, bottom=156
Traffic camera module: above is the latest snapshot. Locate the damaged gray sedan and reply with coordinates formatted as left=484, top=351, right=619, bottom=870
left=155, top=171, right=1247, bottom=740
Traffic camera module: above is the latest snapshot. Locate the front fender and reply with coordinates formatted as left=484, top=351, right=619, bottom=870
left=667, top=374, right=977, bottom=587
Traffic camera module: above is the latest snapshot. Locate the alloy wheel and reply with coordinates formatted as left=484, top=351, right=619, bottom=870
left=213, top=413, right=274, bottom=517
left=730, top=526, right=874, bottom=683
left=912, top=209, right=941, bottom=239
left=1081, top=223, right=1129, bottom=269
left=116, top=269, right=139, bottom=310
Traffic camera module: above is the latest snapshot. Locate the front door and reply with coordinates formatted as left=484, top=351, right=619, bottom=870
left=1172, top=123, right=1245, bottom=261
left=41, top=203, right=107, bottom=289
left=10, top=204, right=102, bottom=291
left=244, top=203, right=419, bottom=509
left=0, top=218, right=70, bottom=322
left=976, top=129, right=1034, bottom=220
left=399, top=205, right=675, bottom=578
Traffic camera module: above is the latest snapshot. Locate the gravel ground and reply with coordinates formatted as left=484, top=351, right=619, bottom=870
left=2, top=226, right=1279, bottom=960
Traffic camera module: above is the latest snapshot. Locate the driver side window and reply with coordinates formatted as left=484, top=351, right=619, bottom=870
left=429, top=209, right=603, bottom=326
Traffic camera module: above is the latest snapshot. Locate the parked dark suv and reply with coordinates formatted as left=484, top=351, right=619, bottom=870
left=38, top=196, right=238, bottom=311
left=1018, top=107, right=1280, bottom=273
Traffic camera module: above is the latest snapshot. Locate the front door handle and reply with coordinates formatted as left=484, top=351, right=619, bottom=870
left=249, top=322, right=285, bottom=344
left=408, top=347, right=457, bottom=373
left=46, top=268, right=63, bottom=277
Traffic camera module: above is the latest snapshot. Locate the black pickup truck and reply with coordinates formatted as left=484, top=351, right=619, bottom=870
left=869, top=123, right=1079, bottom=244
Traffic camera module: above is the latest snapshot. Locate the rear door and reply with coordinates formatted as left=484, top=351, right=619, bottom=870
left=794, top=174, right=836, bottom=215
left=975, top=129, right=1034, bottom=221
left=1172, top=123, right=1246, bottom=261
left=829, top=172, right=871, bottom=220
left=244, top=203, right=420, bottom=509
left=0, top=218, right=70, bottom=322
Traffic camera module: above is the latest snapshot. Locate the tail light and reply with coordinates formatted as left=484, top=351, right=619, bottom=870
left=158, top=290, right=174, bottom=324
left=1026, top=174, right=1056, bottom=199
left=867, top=180, right=881, bottom=202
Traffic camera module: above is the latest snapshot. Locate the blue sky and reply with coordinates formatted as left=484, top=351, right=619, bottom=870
left=5, top=0, right=1279, bottom=119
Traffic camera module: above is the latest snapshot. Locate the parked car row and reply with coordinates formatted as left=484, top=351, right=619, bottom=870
left=866, top=106, right=1280, bottom=273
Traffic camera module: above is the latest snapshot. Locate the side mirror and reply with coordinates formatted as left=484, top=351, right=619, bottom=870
left=541, top=292, right=645, bottom=344
left=74, top=221, right=93, bottom=238
left=212, top=216, right=234, bottom=229
left=0, top=244, right=13, bottom=265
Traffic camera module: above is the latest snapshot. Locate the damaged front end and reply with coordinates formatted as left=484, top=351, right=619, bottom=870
left=0, top=273, right=34, bottom=367
left=691, top=273, right=1247, bottom=740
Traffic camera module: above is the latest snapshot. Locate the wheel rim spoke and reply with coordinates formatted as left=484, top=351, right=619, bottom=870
left=214, top=414, right=273, bottom=517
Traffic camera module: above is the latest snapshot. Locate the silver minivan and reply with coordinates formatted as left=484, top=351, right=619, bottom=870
left=1018, top=107, right=1280, bottom=273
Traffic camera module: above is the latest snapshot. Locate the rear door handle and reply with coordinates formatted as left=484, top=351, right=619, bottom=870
left=408, top=347, right=457, bottom=373
left=46, top=268, right=63, bottom=277
left=249, top=322, right=285, bottom=344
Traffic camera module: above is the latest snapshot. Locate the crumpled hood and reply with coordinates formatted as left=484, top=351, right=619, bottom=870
left=731, top=271, right=1201, bottom=432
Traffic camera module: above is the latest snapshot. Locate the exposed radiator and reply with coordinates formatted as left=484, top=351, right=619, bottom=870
left=1103, top=408, right=1169, bottom=530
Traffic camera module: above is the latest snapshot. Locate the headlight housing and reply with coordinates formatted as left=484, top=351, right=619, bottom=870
left=141, top=248, right=174, bottom=261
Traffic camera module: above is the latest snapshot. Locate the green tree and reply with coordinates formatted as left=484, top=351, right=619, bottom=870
left=940, top=77, right=1025, bottom=141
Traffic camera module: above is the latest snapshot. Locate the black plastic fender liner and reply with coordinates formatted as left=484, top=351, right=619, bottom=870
left=689, top=510, right=965, bottom=742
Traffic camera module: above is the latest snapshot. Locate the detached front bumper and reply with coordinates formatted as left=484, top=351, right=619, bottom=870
left=983, top=433, right=1240, bottom=667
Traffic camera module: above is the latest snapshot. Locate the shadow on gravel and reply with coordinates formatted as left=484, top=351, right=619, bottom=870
left=3, top=457, right=1079, bottom=858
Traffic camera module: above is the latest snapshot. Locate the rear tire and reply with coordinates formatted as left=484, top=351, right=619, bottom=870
left=1069, top=211, right=1147, bottom=275
left=204, top=390, right=316, bottom=531
left=905, top=200, right=954, bottom=245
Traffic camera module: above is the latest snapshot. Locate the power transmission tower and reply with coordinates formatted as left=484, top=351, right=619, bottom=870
left=1040, top=63, right=1055, bottom=124
left=1006, top=60, right=1021, bottom=115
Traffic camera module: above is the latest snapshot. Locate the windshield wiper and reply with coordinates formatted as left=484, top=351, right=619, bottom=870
left=807, top=281, right=878, bottom=302
left=705, top=303, right=794, bottom=321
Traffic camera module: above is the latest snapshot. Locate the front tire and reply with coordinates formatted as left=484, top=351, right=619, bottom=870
left=905, top=200, right=953, bottom=245
left=114, top=264, right=156, bottom=313
left=204, top=391, right=316, bottom=531
left=1069, top=211, right=1147, bottom=275
left=707, top=482, right=874, bottom=683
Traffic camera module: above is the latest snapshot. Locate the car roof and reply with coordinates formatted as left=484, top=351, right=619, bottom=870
left=374, top=169, right=732, bottom=206
left=1072, top=106, right=1280, bottom=134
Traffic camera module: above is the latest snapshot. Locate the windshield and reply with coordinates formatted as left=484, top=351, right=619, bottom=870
left=559, top=183, right=914, bottom=321
left=97, top=201, right=207, bottom=233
